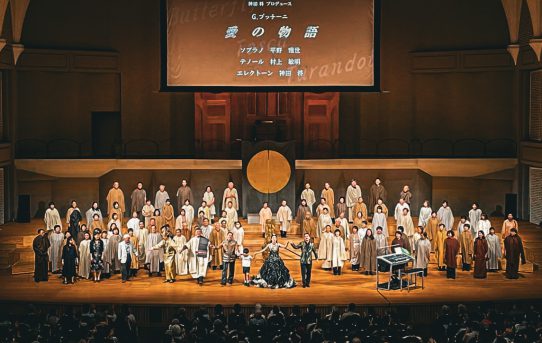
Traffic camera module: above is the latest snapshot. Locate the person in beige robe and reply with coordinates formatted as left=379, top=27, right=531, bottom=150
left=182, top=200, right=195, bottom=232
left=106, top=181, right=125, bottom=217
left=154, top=184, right=170, bottom=214
left=44, top=202, right=62, bottom=232
left=109, top=203, right=123, bottom=228
left=501, top=213, right=519, bottom=240
left=316, top=198, right=331, bottom=217
left=222, top=182, right=239, bottom=211
left=415, top=232, right=431, bottom=275
left=346, top=180, right=362, bottom=222
left=173, top=229, right=188, bottom=275
left=49, top=225, right=65, bottom=273
left=150, top=209, right=164, bottom=231
left=317, top=207, right=332, bottom=237
left=276, top=200, right=292, bottom=238
left=137, top=221, right=148, bottom=264
left=302, top=211, right=317, bottom=239
left=336, top=197, right=347, bottom=221
left=162, top=199, right=175, bottom=229
left=374, top=226, right=389, bottom=256
left=259, top=202, right=273, bottom=234
left=374, top=198, right=388, bottom=217
left=175, top=210, right=189, bottom=238
left=209, top=223, right=226, bottom=269
left=78, top=232, right=92, bottom=279
left=321, top=183, right=335, bottom=218
left=353, top=197, right=368, bottom=222
left=369, top=178, right=387, bottom=213
left=360, top=228, right=377, bottom=275
left=203, top=186, right=216, bottom=219
left=426, top=212, right=439, bottom=251
left=224, top=201, right=238, bottom=231
left=90, top=214, right=105, bottom=233
left=318, top=225, right=333, bottom=269
left=435, top=224, right=447, bottom=270
left=397, top=208, right=415, bottom=249
left=197, top=201, right=211, bottom=223
left=176, top=180, right=193, bottom=212
left=301, top=183, right=316, bottom=214
left=130, top=182, right=146, bottom=215
left=127, top=229, right=139, bottom=275
left=145, top=225, right=163, bottom=275
left=331, top=229, right=347, bottom=274
left=349, top=226, right=361, bottom=271
left=142, top=200, right=155, bottom=229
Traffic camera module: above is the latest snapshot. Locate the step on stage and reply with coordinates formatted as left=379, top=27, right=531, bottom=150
left=0, top=219, right=541, bottom=307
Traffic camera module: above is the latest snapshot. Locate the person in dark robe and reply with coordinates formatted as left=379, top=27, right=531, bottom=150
left=444, top=230, right=460, bottom=279
left=473, top=230, right=489, bottom=279
left=504, top=228, right=526, bottom=279
left=391, top=231, right=408, bottom=252
left=33, top=229, right=50, bottom=282
left=295, top=199, right=310, bottom=225
left=61, top=236, right=78, bottom=284
left=395, top=226, right=412, bottom=253
left=68, top=208, right=82, bottom=241
left=369, top=178, right=387, bottom=213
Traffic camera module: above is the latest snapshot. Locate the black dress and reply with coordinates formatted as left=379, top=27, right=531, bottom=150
left=90, top=239, right=104, bottom=271
left=33, top=235, right=50, bottom=282
left=252, top=243, right=295, bottom=288
left=69, top=209, right=82, bottom=244
left=61, top=245, right=78, bottom=278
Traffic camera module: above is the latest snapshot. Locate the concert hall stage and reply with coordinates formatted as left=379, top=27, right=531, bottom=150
left=0, top=218, right=540, bottom=309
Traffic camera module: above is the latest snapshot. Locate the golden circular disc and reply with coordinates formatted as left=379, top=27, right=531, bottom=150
left=246, top=150, right=291, bottom=193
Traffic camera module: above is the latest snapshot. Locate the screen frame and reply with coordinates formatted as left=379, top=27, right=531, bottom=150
left=159, top=0, right=381, bottom=92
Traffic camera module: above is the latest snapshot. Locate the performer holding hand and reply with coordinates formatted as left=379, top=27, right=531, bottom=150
left=290, top=233, right=318, bottom=288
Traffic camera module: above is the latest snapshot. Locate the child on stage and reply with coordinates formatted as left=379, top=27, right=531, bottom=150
left=241, top=248, right=252, bottom=286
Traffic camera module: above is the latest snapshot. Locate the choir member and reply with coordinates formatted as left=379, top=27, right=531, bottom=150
left=182, top=199, right=195, bottom=232
left=394, top=198, right=410, bottom=224
left=127, top=228, right=139, bottom=276
left=468, top=203, right=482, bottom=234
left=203, top=186, right=216, bottom=220
left=418, top=200, right=432, bottom=229
left=107, top=215, right=121, bottom=237
left=197, top=201, right=211, bottom=224
left=90, top=231, right=104, bottom=282
left=435, top=224, right=447, bottom=271
left=150, top=209, right=164, bottom=233
left=398, top=208, right=415, bottom=249
left=137, top=221, right=148, bottom=265
left=346, top=180, right=362, bottom=222
left=321, top=183, right=335, bottom=218
left=276, top=200, right=293, bottom=238
left=126, top=212, right=140, bottom=237
left=353, top=210, right=364, bottom=228
left=318, top=225, right=333, bottom=270
left=456, top=216, right=471, bottom=237
left=427, top=212, right=439, bottom=251
left=415, top=232, right=431, bottom=276
left=486, top=227, right=502, bottom=272
left=222, top=181, right=239, bottom=212
left=316, top=197, right=330, bottom=217
left=224, top=201, right=238, bottom=231
left=162, top=199, right=176, bottom=229
left=503, top=228, right=526, bottom=279
left=437, top=200, right=454, bottom=231
left=150, top=233, right=178, bottom=283
left=349, top=226, right=361, bottom=271
left=352, top=197, right=368, bottom=222
left=130, top=182, right=146, bottom=215
left=154, top=184, right=170, bottom=213
left=200, top=218, right=213, bottom=239
left=77, top=224, right=89, bottom=246
left=49, top=225, right=64, bottom=274
left=146, top=225, right=163, bottom=276
left=142, top=199, right=155, bottom=228
left=106, top=181, right=125, bottom=217
left=358, top=221, right=369, bottom=241
left=85, top=202, right=103, bottom=227
left=175, top=209, right=188, bottom=237
left=210, top=223, right=226, bottom=270
left=65, top=200, right=80, bottom=227
left=336, top=212, right=349, bottom=239
left=44, top=202, right=62, bottom=232
left=259, top=202, right=272, bottom=236
left=173, top=229, right=188, bottom=276
left=61, top=236, right=78, bottom=284
left=317, top=207, right=332, bottom=237
left=369, top=178, right=387, bottom=213
left=459, top=224, right=473, bottom=271
left=444, top=230, right=460, bottom=279
left=109, top=202, right=123, bottom=227
left=399, top=185, right=412, bottom=205
left=391, top=231, right=408, bottom=252
left=78, top=231, right=91, bottom=280
left=233, top=221, right=245, bottom=254
left=479, top=214, right=491, bottom=236
left=296, top=199, right=310, bottom=225
left=372, top=206, right=388, bottom=237
left=336, top=197, right=347, bottom=222
left=101, top=231, right=110, bottom=278
left=106, top=227, right=122, bottom=274
left=374, top=198, right=389, bottom=217
left=360, top=228, right=377, bottom=275
left=33, top=229, right=50, bottom=282
left=374, top=226, right=389, bottom=255
left=302, top=211, right=317, bottom=239
left=301, top=183, right=316, bottom=215
left=502, top=213, right=519, bottom=240
left=331, top=229, right=347, bottom=275
left=473, top=230, right=488, bottom=279
left=176, top=179, right=193, bottom=212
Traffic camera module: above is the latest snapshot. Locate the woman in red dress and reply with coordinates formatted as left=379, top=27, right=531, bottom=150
left=473, top=230, right=488, bottom=279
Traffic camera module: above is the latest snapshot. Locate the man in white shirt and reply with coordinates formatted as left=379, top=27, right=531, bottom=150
left=118, top=234, right=134, bottom=283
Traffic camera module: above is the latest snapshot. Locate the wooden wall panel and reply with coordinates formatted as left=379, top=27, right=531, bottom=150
left=194, top=93, right=231, bottom=157
left=303, top=92, right=339, bottom=158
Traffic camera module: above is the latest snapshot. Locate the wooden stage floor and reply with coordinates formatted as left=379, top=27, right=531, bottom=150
left=0, top=219, right=541, bottom=307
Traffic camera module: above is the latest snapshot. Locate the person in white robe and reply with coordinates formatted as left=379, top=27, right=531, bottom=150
left=371, top=206, right=388, bottom=237
left=414, top=232, right=431, bottom=276
left=145, top=225, right=163, bottom=275
left=172, top=229, right=188, bottom=275
left=127, top=212, right=141, bottom=238
left=276, top=200, right=292, bottom=238
left=418, top=200, right=432, bottom=228
left=397, top=208, right=415, bottom=249
left=154, top=184, right=170, bottom=213
left=317, top=208, right=332, bottom=238
left=182, top=200, right=195, bottom=231
left=49, top=225, right=64, bottom=273
left=197, top=201, right=211, bottom=224
left=107, top=215, right=121, bottom=238
left=318, top=225, right=334, bottom=269
left=358, top=221, right=369, bottom=241
left=202, top=186, right=216, bottom=219
left=468, top=203, right=482, bottom=235
left=336, top=213, right=350, bottom=240
left=44, top=202, right=62, bottom=232
left=478, top=214, right=491, bottom=237
left=85, top=202, right=103, bottom=227
left=224, top=201, right=238, bottom=231
left=222, top=182, right=239, bottom=211
left=179, top=227, right=211, bottom=284
left=301, top=183, right=316, bottom=215
left=233, top=221, right=245, bottom=254
left=331, top=229, right=347, bottom=275
left=346, top=180, right=362, bottom=222
left=486, top=227, right=502, bottom=271
left=394, top=199, right=410, bottom=224
left=456, top=216, right=471, bottom=236
left=259, top=202, right=273, bottom=235
left=316, top=198, right=331, bottom=217
left=374, top=226, right=389, bottom=256
left=78, top=232, right=92, bottom=279
left=436, top=201, right=454, bottom=230
left=137, top=221, right=148, bottom=264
